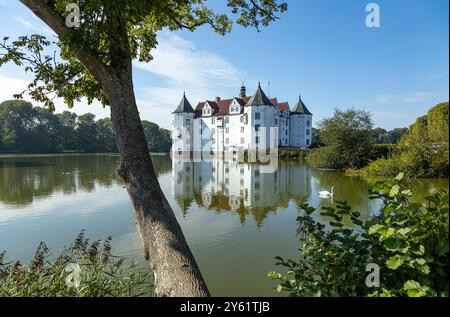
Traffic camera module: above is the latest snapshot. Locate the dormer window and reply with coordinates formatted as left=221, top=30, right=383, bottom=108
left=230, top=105, right=240, bottom=114
left=203, top=104, right=212, bottom=116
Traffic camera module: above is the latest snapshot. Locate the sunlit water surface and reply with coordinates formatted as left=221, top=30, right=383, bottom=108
left=0, top=154, right=447, bottom=296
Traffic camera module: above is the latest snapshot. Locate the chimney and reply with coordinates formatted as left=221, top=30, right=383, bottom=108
left=240, top=84, right=246, bottom=98
left=215, top=96, right=221, bottom=103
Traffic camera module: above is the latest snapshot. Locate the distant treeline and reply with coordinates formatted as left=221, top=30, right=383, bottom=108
left=0, top=100, right=171, bottom=153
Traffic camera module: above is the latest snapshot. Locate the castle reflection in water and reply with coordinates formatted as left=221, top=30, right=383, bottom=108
left=171, top=158, right=311, bottom=225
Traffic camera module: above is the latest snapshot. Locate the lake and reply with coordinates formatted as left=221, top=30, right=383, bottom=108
left=0, top=154, right=448, bottom=296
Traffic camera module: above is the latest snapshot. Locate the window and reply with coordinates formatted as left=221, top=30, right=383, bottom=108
left=307, top=120, right=310, bottom=126
left=185, top=118, right=190, bottom=125
left=240, top=179, right=244, bottom=186
left=254, top=182, right=260, bottom=190
left=224, top=117, right=229, bottom=124
left=255, top=136, right=259, bottom=144
left=285, top=120, right=288, bottom=126
left=306, top=129, right=310, bottom=135
left=306, top=139, right=310, bottom=145
left=255, top=112, right=260, bottom=120
left=255, top=124, right=260, bottom=132
left=240, top=168, right=244, bottom=174
left=285, top=130, right=288, bottom=136
left=240, top=127, right=244, bottom=133
left=240, top=116, right=245, bottom=123
left=240, top=137, right=245, bottom=144
left=225, top=138, right=229, bottom=144
left=211, top=117, right=215, bottom=124
left=274, top=118, right=278, bottom=125
left=225, top=127, right=229, bottom=133
left=212, top=138, right=216, bottom=144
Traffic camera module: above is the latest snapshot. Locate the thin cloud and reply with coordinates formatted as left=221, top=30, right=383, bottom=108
left=14, top=16, right=55, bottom=36
left=375, top=92, right=433, bottom=104
left=133, top=32, right=251, bottom=128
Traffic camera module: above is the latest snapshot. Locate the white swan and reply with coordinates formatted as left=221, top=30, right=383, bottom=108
left=319, top=186, right=334, bottom=197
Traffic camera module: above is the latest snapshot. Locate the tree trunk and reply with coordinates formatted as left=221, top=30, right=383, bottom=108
left=17, top=0, right=209, bottom=297
left=105, top=69, right=210, bottom=297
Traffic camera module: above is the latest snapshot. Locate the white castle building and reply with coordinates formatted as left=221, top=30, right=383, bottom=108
left=172, top=83, right=312, bottom=154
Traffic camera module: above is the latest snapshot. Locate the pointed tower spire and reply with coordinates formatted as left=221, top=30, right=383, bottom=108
left=172, top=92, right=194, bottom=113
left=292, top=94, right=312, bottom=115
left=245, top=82, right=274, bottom=106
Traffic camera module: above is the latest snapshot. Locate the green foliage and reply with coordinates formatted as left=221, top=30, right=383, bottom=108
left=427, top=103, right=449, bottom=142
left=0, top=0, right=287, bottom=111
left=373, top=127, right=409, bottom=144
left=306, top=108, right=375, bottom=169
left=0, top=231, right=152, bottom=297
left=364, top=102, right=449, bottom=178
left=0, top=99, right=171, bottom=153
left=268, top=174, right=449, bottom=297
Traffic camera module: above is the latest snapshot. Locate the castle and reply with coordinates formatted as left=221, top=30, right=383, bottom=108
left=171, top=83, right=312, bottom=155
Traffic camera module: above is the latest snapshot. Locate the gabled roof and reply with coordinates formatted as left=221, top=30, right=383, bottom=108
left=172, top=93, right=194, bottom=113
left=292, top=95, right=312, bottom=115
left=244, top=83, right=274, bottom=107
left=278, top=102, right=290, bottom=112
left=194, top=98, right=246, bottom=118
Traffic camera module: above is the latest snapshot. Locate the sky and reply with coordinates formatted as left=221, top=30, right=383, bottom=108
left=0, top=0, right=448, bottom=130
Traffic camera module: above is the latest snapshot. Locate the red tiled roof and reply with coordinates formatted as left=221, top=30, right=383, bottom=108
left=278, top=102, right=289, bottom=112
left=194, top=96, right=288, bottom=118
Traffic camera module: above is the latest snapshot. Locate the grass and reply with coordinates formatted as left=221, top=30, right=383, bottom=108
left=0, top=230, right=153, bottom=297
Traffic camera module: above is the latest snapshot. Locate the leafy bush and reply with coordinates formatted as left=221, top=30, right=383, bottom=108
left=306, top=109, right=375, bottom=169
left=363, top=102, right=448, bottom=178
left=0, top=231, right=153, bottom=297
left=268, top=174, right=449, bottom=297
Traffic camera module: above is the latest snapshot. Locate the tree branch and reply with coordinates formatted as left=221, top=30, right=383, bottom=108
left=249, top=0, right=280, bottom=21
left=19, top=0, right=111, bottom=85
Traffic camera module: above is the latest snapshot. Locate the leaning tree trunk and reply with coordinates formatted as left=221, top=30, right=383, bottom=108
left=18, top=0, right=209, bottom=297
left=105, top=69, right=210, bottom=297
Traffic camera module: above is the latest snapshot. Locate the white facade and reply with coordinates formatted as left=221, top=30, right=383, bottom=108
left=171, top=158, right=312, bottom=223
left=172, top=85, right=313, bottom=155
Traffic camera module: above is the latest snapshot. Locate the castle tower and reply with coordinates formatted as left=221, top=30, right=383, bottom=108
left=289, top=94, right=313, bottom=148
left=172, top=92, right=195, bottom=157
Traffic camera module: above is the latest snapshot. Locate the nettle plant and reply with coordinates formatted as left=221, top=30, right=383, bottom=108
left=268, top=173, right=449, bottom=297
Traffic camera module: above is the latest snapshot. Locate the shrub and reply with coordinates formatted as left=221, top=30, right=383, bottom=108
left=360, top=102, right=449, bottom=178
left=268, top=174, right=449, bottom=297
left=306, top=109, right=375, bottom=169
left=0, top=231, right=153, bottom=297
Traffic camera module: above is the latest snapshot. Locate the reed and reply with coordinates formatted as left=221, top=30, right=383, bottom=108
left=0, top=230, right=153, bottom=297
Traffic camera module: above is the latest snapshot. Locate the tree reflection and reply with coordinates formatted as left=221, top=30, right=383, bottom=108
left=0, top=154, right=172, bottom=207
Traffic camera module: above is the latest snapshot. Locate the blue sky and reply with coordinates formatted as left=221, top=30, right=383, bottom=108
left=0, top=0, right=448, bottom=130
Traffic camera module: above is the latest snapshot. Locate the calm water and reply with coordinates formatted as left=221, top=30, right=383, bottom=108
left=0, top=154, right=448, bottom=296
